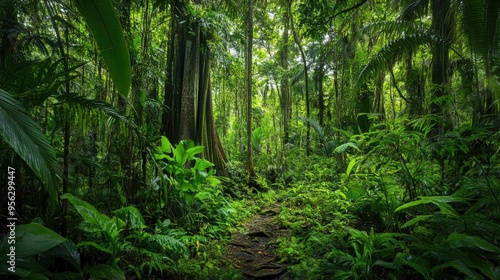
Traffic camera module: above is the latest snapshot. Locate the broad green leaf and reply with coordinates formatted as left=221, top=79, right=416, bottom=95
left=0, top=224, right=66, bottom=260
left=432, top=260, right=485, bottom=280
left=195, top=191, right=212, bottom=201
left=184, top=145, right=204, bottom=163
left=447, top=232, right=500, bottom=253
left=395, top=196, right=467, bottom=212
left=154, top=153, right=169, bottom=160
left=47, top=241, right=81, bottom=271
left=401, top=215, right=433, bottom=228
left=0, top=262, right=30, bottom=277
left=394, top=253, right=430, bottom=279
left=160, top=136, right=172, bottom=153
left=0, top=89, right=62, bottom=209
left=373, top=260, right=395, bottom=269
left=173, top=141, right=187, bottom=164
left=346, top=158, right=357, bottom=177
left=77, top=241, right=113, bottom=254
left=335, top=142, right=360, bottom=153
left=194, top=158, right=214, bottom=171
left=113, top=206, right=146, bottom=230
left=73, top=0, right=131, bottom=97
left=345, top=185, right=363, bottom=200
left=62, top=193, right=122, bottom=238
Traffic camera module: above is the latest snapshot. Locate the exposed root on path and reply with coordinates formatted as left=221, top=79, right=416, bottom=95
left=228, top=204, right=288, bottom=279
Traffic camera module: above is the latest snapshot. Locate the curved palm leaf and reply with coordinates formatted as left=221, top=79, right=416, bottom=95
left=355, top=31, right=437, bottom=91
left=361, top=20, right=428, bottom=40
left=460, top=0, right=500, bottom=104
left=61, top=95, right=130, bottom=124
left=460, top=0, right=499, bottom=60
left=73, top=0, right=131, bottom=97
left=0, top=89, right=62, bottom=208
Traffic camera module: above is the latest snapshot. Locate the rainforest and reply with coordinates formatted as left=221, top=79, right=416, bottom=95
left=0, top=0, right=499, bottom=279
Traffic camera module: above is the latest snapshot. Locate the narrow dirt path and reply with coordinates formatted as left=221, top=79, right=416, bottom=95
left=227, top=203, right=288, bottom=279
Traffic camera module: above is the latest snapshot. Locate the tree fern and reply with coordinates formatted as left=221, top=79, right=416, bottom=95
left=0, top=88, right=62, bottom=208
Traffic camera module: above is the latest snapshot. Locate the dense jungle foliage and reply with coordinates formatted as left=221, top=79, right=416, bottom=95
left=0, top=0, right=499, bottom=279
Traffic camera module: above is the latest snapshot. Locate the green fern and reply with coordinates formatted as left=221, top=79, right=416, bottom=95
left=0, top=89, right=62, bottom=209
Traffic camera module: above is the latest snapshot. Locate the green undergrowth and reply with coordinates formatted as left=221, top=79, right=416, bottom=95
left=0, top=137, right=261, bottom=280
left=267, top=120, right=500, bottom=280
left=2, top=120, right=499, bottom=279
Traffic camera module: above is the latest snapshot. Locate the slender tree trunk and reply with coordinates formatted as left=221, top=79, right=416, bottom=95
left=430, top=0, right=454, bottom=133
left=288, top=1, right=311, bottom=156
left=44, top=0, right=68, bottom=231
left=374, top=71, right=385, bottom=120
left=245, top=0, right=256, bottom=178
left=315, top=56, right=326, bottom=126
left=406, top=53, right=424, bottom=118
left=280, top=8, right=291, bottom=146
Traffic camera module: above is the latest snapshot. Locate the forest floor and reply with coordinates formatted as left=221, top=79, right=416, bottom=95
left=227, top=203, right=289, bottom=279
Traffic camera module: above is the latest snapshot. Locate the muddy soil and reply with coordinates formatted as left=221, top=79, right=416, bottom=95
left=227, top=204, right=288, bottom=279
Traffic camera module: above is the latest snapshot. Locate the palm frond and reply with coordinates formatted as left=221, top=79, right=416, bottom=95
left=361, top=20, right=428, bottom=40
left=460, top=0, right=500, bottom=104
left=299, top=116, right=325, bottom=140
left=0, top=89, right=62, bottom=208
left=61, top=95, right=130, bottom=124
left=355, top=31, right=437, bottom=91
left=400, top=0, right=429, bottom=20
left=460, top=0, right=488, bottom=58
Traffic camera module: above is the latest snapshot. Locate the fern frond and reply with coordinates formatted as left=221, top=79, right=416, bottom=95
left=0, top=89, right=62, bottom=208
left=146, top=232, right=189, bottom=256
left=299, top=116, right=325, bottom=140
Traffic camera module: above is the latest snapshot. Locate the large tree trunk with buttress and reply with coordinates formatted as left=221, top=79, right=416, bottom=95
left=162, top=0, right=227, bottom=175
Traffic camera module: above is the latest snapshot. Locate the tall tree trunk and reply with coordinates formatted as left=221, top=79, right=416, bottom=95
left=406, top=53, right=424, bottom=118
left=245, top=0, right=256, bottom=178
left=44, top=0, right=68, bottom=231
left=288, top=1, right=311, bottom=156
left=430, top=0, right=454, bottom=133
left=315, top=56, right=326, bottom=126
left=357, top=84, right=371, bottom=133
left=163, top=0, right=227, bottom=174
left=373, top=71, right=385, bottom=120
left=280, top=7, right=291, bottom=146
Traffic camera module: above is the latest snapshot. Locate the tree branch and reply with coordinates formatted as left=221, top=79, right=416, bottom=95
left=389, top=67, right=410, bottom=104
left=328, top=0, right=368, bottom=22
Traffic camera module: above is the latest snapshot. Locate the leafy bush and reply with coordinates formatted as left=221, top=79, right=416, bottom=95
left=277, top=120, right=500, bottom=279
left=0, top=223, right=81, bottom=279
